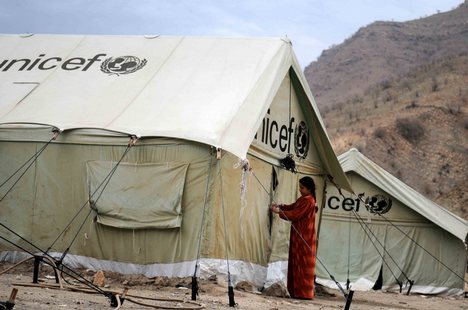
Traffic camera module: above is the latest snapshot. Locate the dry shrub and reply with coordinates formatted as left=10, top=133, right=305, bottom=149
left=373, top=127, right=386, bottom=139
left=395, top=117, right=425, bottom=143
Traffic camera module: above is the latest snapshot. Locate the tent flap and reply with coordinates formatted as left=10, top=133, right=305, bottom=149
left=87, top=161, right=189, bottom=229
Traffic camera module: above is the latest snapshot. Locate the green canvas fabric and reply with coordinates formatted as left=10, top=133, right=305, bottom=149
left=316, top=149, right=467, bottom=294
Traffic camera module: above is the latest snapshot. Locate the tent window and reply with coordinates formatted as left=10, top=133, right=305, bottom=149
left=86, top=161, right=189, bottom=229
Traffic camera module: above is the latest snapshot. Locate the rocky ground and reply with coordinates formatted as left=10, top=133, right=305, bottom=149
left=0, top=261, right=466, bottom=310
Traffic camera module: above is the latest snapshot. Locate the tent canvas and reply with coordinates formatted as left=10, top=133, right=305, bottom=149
left=316, top=148, right=468, bottom=295
left=0, top=34, right=350, bottom=288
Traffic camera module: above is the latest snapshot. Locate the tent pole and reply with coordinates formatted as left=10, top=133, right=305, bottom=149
left=219, top=157, right=235, bottom=307
left=346, top=194, right=352, bottom=290
left=192, top=148, right=215, bottom=301
left=315, top=177, right=327, bottom=251
left=344, top=290, right=354, bottom=310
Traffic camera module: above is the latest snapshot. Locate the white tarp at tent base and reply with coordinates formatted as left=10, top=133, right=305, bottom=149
left=0, top=251, right=273, bottom=289
left=316, top=148, right=468, bottom=296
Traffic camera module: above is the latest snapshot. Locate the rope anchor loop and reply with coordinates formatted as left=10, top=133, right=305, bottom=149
left=128, top=135, right=138, bottom=147
left=51, top=128, right=61, bottom=140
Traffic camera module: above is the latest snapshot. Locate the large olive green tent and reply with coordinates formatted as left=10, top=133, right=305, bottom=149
left=316, top=148, right=467, bottom=295
left=0, top=34, right=350, bottom=288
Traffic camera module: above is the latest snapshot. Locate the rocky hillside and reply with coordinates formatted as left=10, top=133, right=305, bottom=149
left=305, top=1, right=468, bottom=109
left=304, top=2, right=468, bottom=219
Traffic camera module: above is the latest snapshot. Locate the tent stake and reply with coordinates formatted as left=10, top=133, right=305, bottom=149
left=406, top=280, right=414, bottom=295
left=228, top=283, right=235, bottom=307
left=344, top=290, right=354, bottom=310
left=191, top=275, right=198, bottom=301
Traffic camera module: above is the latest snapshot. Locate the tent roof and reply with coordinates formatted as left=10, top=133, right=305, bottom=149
left=0, top=34, right=351, bottom=191
left=339, top=148, right=468, bottom=242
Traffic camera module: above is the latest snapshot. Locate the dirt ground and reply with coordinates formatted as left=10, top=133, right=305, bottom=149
left=0, top=261, right=466, bottom=310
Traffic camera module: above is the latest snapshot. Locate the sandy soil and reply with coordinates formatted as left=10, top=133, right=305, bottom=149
left=0, top=262, right=466, bottom=310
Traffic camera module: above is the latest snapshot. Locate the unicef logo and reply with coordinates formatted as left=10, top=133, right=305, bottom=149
left=294, top=121, right=309, bottom=159
left=101, top=56, right=147, bottom=75
left=365, top=194, right=392, bottom=214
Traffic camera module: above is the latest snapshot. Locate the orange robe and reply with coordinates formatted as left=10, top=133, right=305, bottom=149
left=279, top=194, right=316, bottom=299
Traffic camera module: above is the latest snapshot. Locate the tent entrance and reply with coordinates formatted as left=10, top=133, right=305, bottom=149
left=372, top=265, right=383, bottom=290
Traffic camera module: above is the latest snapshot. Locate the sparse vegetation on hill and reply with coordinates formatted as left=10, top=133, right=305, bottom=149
left=324, top=53, right=468, bottom=219
left=304, top=1, right=468, bottom=219
left=305, top=2, right=467, bottom=110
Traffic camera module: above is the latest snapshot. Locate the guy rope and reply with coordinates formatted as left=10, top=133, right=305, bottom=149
left=0, top=128, right=60, bottom=202
left=328, top=177, right=468, bottom=295
left=0, top=135, right=206, bottom=308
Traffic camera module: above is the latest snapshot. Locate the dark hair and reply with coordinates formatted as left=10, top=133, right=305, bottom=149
left=299, top=176, right=316, bottom=199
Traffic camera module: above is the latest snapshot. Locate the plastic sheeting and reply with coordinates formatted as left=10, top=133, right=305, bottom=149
left=0, top=251, right=279, bottom=289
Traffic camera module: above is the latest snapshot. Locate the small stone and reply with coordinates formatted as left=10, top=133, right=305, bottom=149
left=208, top=274, right=217, bottom=282
left=92, top=270, right=106, bottom=287
left=262, top=282, right=290, bottom=298
left=235, top=281, right=256, bottom=292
